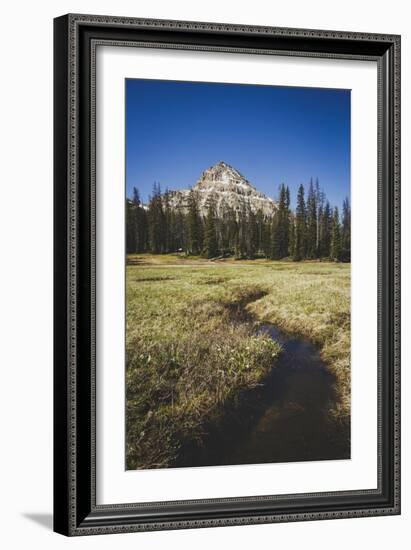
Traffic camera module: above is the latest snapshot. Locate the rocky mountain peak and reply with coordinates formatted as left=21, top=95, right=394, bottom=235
left=167, top=161, right=277, bottom=218
left=195, top=161, right=254, bottom=194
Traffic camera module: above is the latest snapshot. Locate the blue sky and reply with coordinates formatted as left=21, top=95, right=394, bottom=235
left=126, top=79, right=350, bottom=209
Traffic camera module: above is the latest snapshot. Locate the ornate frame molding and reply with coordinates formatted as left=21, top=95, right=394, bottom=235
left=54, top=14, right=401, bottom=536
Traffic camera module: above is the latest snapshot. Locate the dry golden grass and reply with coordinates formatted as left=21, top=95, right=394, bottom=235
left=126, top=254, right=350, bottom=469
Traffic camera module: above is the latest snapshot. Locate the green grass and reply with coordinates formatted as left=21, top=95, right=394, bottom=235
left=126, top=254, right=350, bottom=469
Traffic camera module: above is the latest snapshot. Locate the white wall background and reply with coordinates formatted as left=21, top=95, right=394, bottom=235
left=0, top=0, right=408, bottom=548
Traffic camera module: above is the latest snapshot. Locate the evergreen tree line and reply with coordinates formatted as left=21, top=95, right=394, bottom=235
left=126, top=179, right=351, bottom=262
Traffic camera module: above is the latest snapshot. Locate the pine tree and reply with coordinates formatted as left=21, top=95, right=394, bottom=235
left=163, top=189, right=172, bottom=252
left=246, top=205, right=258, bottom=259
left=278, top=184, right=288, bottom=258
left=285, top=185, right=291, bottom=257
left=293, top=184, right=307, bottom=261
left=317, top=203, right=324, bottom=257
left=306, top=179, right=317, bottom=258
left=187, top=190, right=202, bottom=255
left=148, top=183, right=166, bottom=253
left=270, top=184, right=289, bottom=260
left=137, top=206, right=149, bottom=253
left=216, top=199, right=227, bottom=253
left=289, top=213, right=296, bottom=258
left=315, top=178, right=324, bottom=251
left=128, top=186, right=147, bottom=253
left=202, top=200, right=218, bottom=258
left=331, top=207, right=342, bottom=261
left=270, top=211, right=281, bottom=260
left=132, top=187, right=140, bottom=207
left=255, top=209, right=264, bottom=255
left=126, top=199, right=137, bottom=253
left=168, top=209, right=180, bottom=253
left=262, top=218, right=272, bottom=258
left=235, top=203, right=248, bottom=258
left=341, top=197, right=351, bottom=262
left=174, top=210, right=187, bottom=252
left=319, top=200, right=332, bottom=258
left=286, top=186, right=291, bottom=210
left=225, top=205, right=238, bottom=256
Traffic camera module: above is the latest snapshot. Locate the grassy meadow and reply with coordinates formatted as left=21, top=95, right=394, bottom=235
left=126, top=254, right=350, bottom=469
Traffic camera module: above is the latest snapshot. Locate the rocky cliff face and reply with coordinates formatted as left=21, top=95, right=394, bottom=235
left=166, top=161, right=276, bottom=217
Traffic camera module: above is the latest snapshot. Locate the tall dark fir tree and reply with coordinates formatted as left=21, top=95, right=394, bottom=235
left=270, top=183, right=290, bottom=260
left=187, top=190, right=203, bottom=255
left=148, top=182, right=166, bottom=253
left=293, top=183, right=307, bottom=261
left=126, top=199, right=137, bottom=254
left=134, top=187, right=149, bottom=253
left=318, top=200, right=332, bottom=258
left=202, top=200, right=218, bottom=259
left=306, top=179, right=318, bottom=259
left=341, top=197, right=351, bottom=262
left=331, top=206, right=342, bottom=261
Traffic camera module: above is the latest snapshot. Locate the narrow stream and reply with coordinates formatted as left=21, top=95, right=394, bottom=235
left=172, top=324, right=350, bottom=468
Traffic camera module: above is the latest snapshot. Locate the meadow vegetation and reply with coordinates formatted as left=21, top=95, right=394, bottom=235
left=126, top=254, right=350, bottom=469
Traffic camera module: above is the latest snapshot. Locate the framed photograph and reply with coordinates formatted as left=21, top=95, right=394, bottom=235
left=53, top=14, right=401, bottom=536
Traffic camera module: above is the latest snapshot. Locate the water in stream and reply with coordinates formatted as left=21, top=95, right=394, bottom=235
left=172, top=324, right=350, bottom=468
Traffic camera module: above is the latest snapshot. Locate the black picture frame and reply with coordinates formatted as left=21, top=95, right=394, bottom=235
left=53, top=13, right=401, bottom=536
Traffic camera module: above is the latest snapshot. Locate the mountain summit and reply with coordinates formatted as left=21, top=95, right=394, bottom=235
left=167, top=161, right=276, bottom=217
left=195, top=161, right=253, bottom=192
